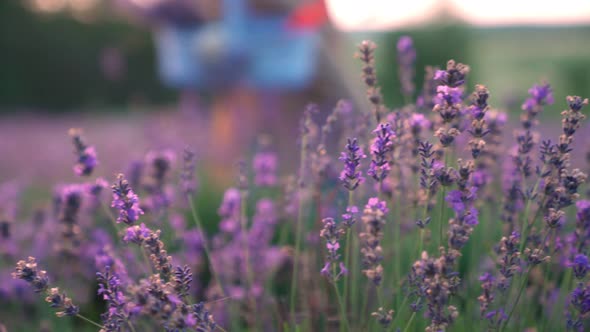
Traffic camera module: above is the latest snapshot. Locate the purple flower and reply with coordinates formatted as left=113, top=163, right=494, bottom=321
left=320, top=217, right=347, bottom=283
left=469, top=84, right=490, bottom=120
left=73, top=146, right=98, bottom=177
left=523, top=83, right=554, bottom=111
left=434, top=70, right=447, bottom=81
left=366, top=197, right=389, bottom=215
left=181, top=147, right=197, bottom=196
left=570, top=283, right=590, bottom=318
left=397, top=35, right=415, bottom=56
left=478, top=272, right=496, bottom=316
left=69, top=129, right=98, bottom=176
left=409, top=113, right=431, bottom=133
left=446, top=190, right=465, bottom=214
left=339, top=262, right=348, bottom=276
left=571, top=254, right=590, bottom=279
left=577, top=200, right=590, bottom=222
left=45, top=287, right=79, bottom=317
left=436, top=85, right=463, bottom=105
left=218, top=188, right=241, bottom=234
left=484, top=309, right=508, bottom=325
left=111, top=174, right=144, bottom=224
left=320, top=218, right=342, bottom=261
left=360, top=198, right=388, bottom=285
left=97, top=266, right=129, bottom=330
left=320, top=262, right=330, bottom=278
left=434, top=60, right=469, bottom=88
left=123, top=223, right=150, bottom=244
left=252, top=151, right=278, bottom=187
left=397, top=35, right=416, bottom=97
left=13, top=257, right=79, bottom=317
left=368, top=123, right=395, bottom=182
left=339, top=138, right=366, bottom=191
left=464, top=207, right=479, bottom=226
left=342, top=205, right=359, bottom=227
left=12, top=257, right=49, bottom=293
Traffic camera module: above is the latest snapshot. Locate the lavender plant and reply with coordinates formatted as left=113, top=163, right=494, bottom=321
left=4, top=37, right=590, bottom=332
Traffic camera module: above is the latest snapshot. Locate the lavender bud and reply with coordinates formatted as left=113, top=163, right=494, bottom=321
left=111, top=174, right=144, bottom=225
left=69, top=128, right=98, bottom=177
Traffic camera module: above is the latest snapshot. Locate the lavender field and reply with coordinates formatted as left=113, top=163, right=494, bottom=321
left=2, top=33, right=590, bottom=332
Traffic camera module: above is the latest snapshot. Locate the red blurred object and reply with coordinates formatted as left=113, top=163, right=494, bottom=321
left=286, top=0, right=328, bottom=30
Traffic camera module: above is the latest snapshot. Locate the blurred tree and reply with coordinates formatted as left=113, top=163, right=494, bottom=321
left=377, top=23, right=470, bottom=108
left=0, top=1, right=174, bottom=112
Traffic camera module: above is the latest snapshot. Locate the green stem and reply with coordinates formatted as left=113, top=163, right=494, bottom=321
left=76, top=314, right=105, bottom=329
left=402, top=310, right=418, bottom=332
left=501, top=267, right=532, bottom=331
left=240, top=189, right=260, bottom=329
left=343, top=191, right=355, bottom=320
left=127, top=321, right=137, bottom=332
left=101, top=202, right=119, bottom=230
left=140, top=248, right=154, bottom=275
left=334, top=281, right=350, bottom=332
left=394, top=207, right=401, bottom=306
left=438, top=186, right=447, bottom=249
left=418, top=229, right=424, bottom=257
left=290, top=129, right=309, bottom=324
left=389, top=295, right=409, bottom=332
left=351, top=221, right=361, bottom=322
left=332, top=262, right=351, bottom=332
left=188, top=196, right=226, bottom=297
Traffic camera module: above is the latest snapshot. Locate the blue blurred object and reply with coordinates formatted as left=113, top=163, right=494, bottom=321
left=154, top=0, right=321, bottom=90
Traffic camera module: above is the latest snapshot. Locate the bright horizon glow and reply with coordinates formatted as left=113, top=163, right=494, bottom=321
left=327, top=0, right=590, bottom=31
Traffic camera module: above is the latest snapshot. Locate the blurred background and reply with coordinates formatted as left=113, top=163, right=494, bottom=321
left=1, top=0, right=590, bottom=184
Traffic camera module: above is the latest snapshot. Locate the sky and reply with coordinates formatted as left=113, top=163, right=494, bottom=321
left=28, top=0, right=590, bottom=30
left=326, top=0, right=590, bottom=30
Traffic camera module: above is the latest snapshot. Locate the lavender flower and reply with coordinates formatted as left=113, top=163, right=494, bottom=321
left=339, top=138, right=366, bottom=190
left=434, top=60, right=469, bottom=88
left=123, top=223, right=150, bottom=244
left=356, top=40, right=385, bottom=122
left=172, top=265, right=193, bottom=299
left=467, top=85, right=491, bottom=159
left=575, top=200, right=590, bottom=252
left=13, top=257, right=79, bottom=317
left=111, top=174, right=144, bottom=225
left=360, top=198, right=388, bottom=285
left=12, top=257, right=49, bottom=293
left=397, top=35, right=416, bottom=98
left=218, top=188, right=241, bottom=234
left=571, top=254, right=590, bottom=279
left=410, top=250, right=461, bottom=332
left=143, top=229, right=173, bottom=279
left=567, top=282, right=590, bottom=330
left=97, top=266, right=128, bottom=331
left=56, top=184, right=84, bottom=256
left=485, top=309, right=508, bottom=327
left=181, top=147, right=197, bottom=196
left=432, top=60, right=469, bottom=150
left=371, top=307, right=395, bottom=328
left=45, top=287, right=80, bottom=317
left=342, top=205, right=359, bottom=228
left=252, top=151, right=278, bottom=187
left=69, top=128, right=98, bottom=176
left=417, top=66, right=438, bottom=110
left=522, top=83, right=554, bottom=123
left=496, top=232, right=522, bottom=290
left=319, top=217, right=347, bottom=283
left=477, top=272, right=496, bottom=316
left=192, top=302, right=217, bottom=331
left=142, top=150, right=175, bottom=213
left=368, top=123, right=395, bottom=182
